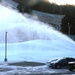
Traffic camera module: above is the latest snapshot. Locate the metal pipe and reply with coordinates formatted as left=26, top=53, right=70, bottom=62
left=4, top=32, right=8, bottom=62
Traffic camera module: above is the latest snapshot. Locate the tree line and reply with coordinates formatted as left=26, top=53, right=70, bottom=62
left=31, top=1, right=75, bottom=16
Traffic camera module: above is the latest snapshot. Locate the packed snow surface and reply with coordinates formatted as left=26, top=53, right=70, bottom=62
left=0, top=39, right=75, bottom=63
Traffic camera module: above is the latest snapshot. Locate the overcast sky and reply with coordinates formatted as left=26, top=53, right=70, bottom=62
left=48, top=0, right=75, bottom=5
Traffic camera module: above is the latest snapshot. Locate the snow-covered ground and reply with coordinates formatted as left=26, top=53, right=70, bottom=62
left=0, top=64, right=75, bottom=75
left=0, top=39, right=75, bottom=63
left=0, top=4, right=75, bottom=75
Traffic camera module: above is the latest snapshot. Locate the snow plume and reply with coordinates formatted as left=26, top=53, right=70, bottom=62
left=0, top=4, right=74, bottom=44
left=0, top=0, right=18, bottom=9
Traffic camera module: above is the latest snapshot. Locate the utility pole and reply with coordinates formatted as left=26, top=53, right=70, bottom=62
left=22, top=5, right=25, bottom=14
left=4, top=32, right=8, bottom=62
left=68, top=23, right=71, bottom=36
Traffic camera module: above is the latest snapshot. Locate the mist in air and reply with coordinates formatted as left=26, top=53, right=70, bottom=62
left=0, top=3, right=74, bottom=43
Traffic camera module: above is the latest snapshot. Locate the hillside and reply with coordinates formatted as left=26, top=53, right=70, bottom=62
left=32, top=10, right=64, bottom=30
left=1, top=0, right=75, bottom=40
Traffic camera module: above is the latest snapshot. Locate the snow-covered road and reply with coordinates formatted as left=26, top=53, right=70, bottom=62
left=0, top=64, right=75, bottom=75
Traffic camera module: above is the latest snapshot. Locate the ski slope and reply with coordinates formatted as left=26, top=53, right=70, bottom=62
left=0, top=4, right=75, bottom=64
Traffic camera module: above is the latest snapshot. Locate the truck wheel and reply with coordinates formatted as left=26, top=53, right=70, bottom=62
left=68, top=67, right=73, bottom=71
left=69, top=68, right=73, bottom=71
left=56, top=65, right=61, bottom=69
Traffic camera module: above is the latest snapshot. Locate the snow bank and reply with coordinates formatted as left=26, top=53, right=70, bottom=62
left=0, top=40, right=75, bottom=63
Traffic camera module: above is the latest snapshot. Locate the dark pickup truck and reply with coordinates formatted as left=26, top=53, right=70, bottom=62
left=68, top=61, right=75, bottom=71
